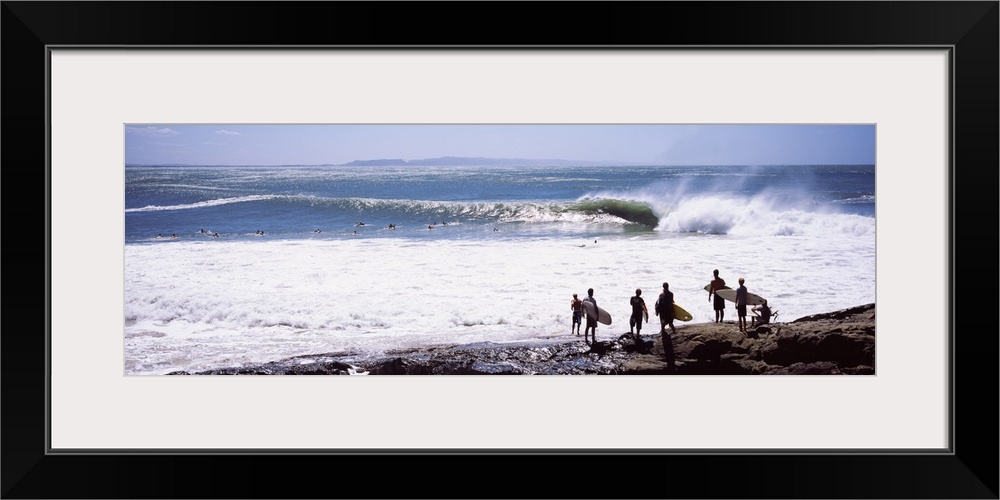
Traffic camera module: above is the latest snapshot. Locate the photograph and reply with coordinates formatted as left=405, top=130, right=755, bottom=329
left=125, top=124, right=877, bottom=376
left=3, top=0, right=996, bottom=498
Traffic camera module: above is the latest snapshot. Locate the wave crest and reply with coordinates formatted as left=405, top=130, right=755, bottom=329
left=126, top=195, right=280, bottom=212
left=656, top=195, right=874, bottom=237
left=566, top=199, right=659, bottom=227
left=126, top=193, right=873, bottom=237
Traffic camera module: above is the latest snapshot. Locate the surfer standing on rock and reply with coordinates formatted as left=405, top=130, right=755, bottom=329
left=629, top=288, right=649, bottom=340
left=735, top=277, right=749, bottom=334
left=570, top=294, right=583, bottom=336
left=656, top=282, right=677, bottom=336
left=583, top=288, right=598, bottom=344
left=709, top=269, right=727, bottom=323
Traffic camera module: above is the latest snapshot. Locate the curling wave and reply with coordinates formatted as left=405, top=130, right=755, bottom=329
left=563, top=198, right=659, bottom=227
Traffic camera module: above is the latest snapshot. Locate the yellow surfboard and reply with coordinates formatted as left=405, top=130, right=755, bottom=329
left=673, top=303, right=693, bottom=322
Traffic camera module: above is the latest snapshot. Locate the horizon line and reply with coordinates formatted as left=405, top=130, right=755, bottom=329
left=125, top=162, right=876, bottom=167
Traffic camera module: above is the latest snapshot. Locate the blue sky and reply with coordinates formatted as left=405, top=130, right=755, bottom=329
left=124, top=124, right=876, bottom=166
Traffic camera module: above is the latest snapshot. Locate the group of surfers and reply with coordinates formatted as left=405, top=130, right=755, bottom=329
left=706, top=269, right=773, bottom=333
left=569, top=269, right=774, bottom=344
left=568, top=284, right=681, bottom=345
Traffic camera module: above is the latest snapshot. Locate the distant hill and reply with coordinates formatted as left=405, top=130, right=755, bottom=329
left=340, top=156, right=630, bottom=167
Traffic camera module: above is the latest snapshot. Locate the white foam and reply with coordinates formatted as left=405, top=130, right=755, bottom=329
left=125, top=233, right=874, bottom=374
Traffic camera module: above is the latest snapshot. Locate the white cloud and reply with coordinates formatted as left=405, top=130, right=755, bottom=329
left=203, top=141, right=226, bottom=146
left=126, top=126, right=180, bottom=136
left=215, top=129, right=241, bottom=136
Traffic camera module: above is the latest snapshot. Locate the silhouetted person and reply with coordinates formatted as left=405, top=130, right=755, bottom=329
left=708, top=269, right=727, bottom=323
left=583, top=288, right=598, bottom=344
left=629, top=288, right=649, bottom=340
left=735, top=277, right=748, bottom=333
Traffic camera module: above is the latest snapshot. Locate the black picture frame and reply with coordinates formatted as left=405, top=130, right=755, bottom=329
left=3, top=2, right=997, bottom=498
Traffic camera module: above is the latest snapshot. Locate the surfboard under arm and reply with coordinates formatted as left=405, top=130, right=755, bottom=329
left=582, top=301, right=612, bottom=325
left=715, top=288, right=766, bottom=306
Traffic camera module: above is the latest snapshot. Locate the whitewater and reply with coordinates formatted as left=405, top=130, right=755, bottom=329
left=124, top=164, right=875, bottom=375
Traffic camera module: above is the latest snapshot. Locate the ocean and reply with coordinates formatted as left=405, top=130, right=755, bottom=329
left=124, top=164, right=876, bottom=374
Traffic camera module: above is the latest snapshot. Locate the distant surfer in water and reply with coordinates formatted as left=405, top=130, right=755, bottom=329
left=656, top=282, right=676, bottom=336
left=629, top=288, right=649, bottom=340
left=583, top=288, right=598, bottom=344
left=708, top=269, right=727, bottom=323
left=735, top=277, right=749, bottom=334
left=570, top=294, right=583, bottom=335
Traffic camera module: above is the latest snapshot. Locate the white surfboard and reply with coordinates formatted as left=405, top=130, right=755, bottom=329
left=715, top=287, right=766, bottom=306
left=581, top=300, right=612, bottom=325
left=704, top=283, right=732, bottom=293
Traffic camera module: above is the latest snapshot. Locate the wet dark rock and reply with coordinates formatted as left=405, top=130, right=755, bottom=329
left=360, top=338, right=638, bottom=375
left=688, top=339, right=734, bottom=363
left=761, top=321, right=875, bottom=369
left=842, top=365, right=876, bottom=375
left=769, top=361, right=843, bottom=375
left=167, top=358, right=357, bottom=375
left=792, top=304, right=875, bottom=322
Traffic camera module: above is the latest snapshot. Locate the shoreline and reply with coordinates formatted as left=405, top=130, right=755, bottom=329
left=167, top=303, right=875, bottom=375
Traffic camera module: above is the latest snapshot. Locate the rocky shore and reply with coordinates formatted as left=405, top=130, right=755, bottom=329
left=167, top=304, right=875, bottom=376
